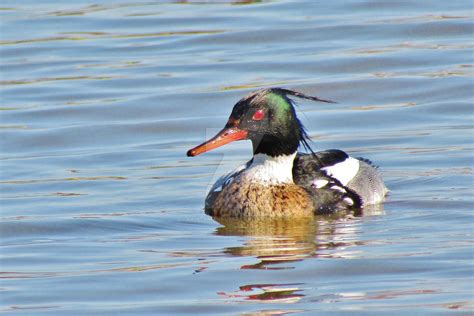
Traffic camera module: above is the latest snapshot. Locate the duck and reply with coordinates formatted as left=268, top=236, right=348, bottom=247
left=187, top=88, right=387, bottom=218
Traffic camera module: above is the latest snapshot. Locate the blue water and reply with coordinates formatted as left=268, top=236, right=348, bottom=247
left=1, top=1, right=473, bottom=314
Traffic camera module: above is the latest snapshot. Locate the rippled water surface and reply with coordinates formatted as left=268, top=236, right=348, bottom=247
left=1, top=0, right=473, bottom=314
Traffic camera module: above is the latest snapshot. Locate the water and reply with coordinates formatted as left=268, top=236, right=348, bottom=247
left=1, top=0, right=473, bottom=314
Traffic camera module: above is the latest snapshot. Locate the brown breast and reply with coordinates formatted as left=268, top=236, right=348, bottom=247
left=210, top=179, right=314, bottom=218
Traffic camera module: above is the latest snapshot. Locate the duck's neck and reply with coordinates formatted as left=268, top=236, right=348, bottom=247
left=242, top=152, right=297, bottom=185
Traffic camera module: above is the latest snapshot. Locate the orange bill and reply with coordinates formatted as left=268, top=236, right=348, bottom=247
left=187, top=127, right=248, bottom=157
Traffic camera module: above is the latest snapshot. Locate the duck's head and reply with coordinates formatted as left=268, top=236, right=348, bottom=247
left=187, top=88, right=335, bottom=158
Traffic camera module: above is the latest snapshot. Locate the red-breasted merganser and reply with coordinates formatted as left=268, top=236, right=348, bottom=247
left=187, top=88, right=387, bottom=218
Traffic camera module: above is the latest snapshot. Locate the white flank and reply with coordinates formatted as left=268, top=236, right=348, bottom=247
left=321, top=157, right=360, bottom=186
left=242, top=152, right=297, bottom=185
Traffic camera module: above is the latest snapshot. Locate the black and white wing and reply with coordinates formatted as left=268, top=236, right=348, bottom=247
left=293, top=149, right=387, bottom=213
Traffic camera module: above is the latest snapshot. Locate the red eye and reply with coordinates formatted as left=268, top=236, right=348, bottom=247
left=252, top=109, right=265, bottom=121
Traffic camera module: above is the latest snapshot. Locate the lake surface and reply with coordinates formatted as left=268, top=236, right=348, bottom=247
left=1, top=0, right=473, bottom=314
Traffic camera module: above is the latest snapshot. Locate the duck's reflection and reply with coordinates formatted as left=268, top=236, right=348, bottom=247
left=210, top=206, right=384, bottom=303
left=218, top=283, right=305, bottom=303
left=213, top=206, right=384, bottom=299
left=216, top=216, right=321, bottom=270
left=215, top=208, right=381, bottom=266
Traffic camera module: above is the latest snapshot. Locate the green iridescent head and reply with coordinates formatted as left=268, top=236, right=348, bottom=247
left=187, top=88, right=335, bottom=158
left=226, top=88, right=335, bottom=156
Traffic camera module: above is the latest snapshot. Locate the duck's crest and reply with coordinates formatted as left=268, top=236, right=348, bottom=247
left=264, top=88, right=337, bottom=158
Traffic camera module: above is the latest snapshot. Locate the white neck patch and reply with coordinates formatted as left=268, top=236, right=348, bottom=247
left=242, top=152, right=296, bottom=185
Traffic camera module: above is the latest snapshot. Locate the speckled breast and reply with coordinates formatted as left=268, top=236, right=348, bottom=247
left=208, top=180, right=314, bottom=218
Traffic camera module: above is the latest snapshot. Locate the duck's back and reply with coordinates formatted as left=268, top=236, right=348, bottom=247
left=346, top=158, right=387, bottom=205
left=293, top=150, right=388, bottom=208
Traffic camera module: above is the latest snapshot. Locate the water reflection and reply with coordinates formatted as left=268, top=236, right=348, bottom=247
left=215, top=206, right=384, bottom=270
left=218, top=283, right=305, bottom=303
left=216, top=216, right=320, bottom=268
left=213, top=207, right=383, bottom=303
